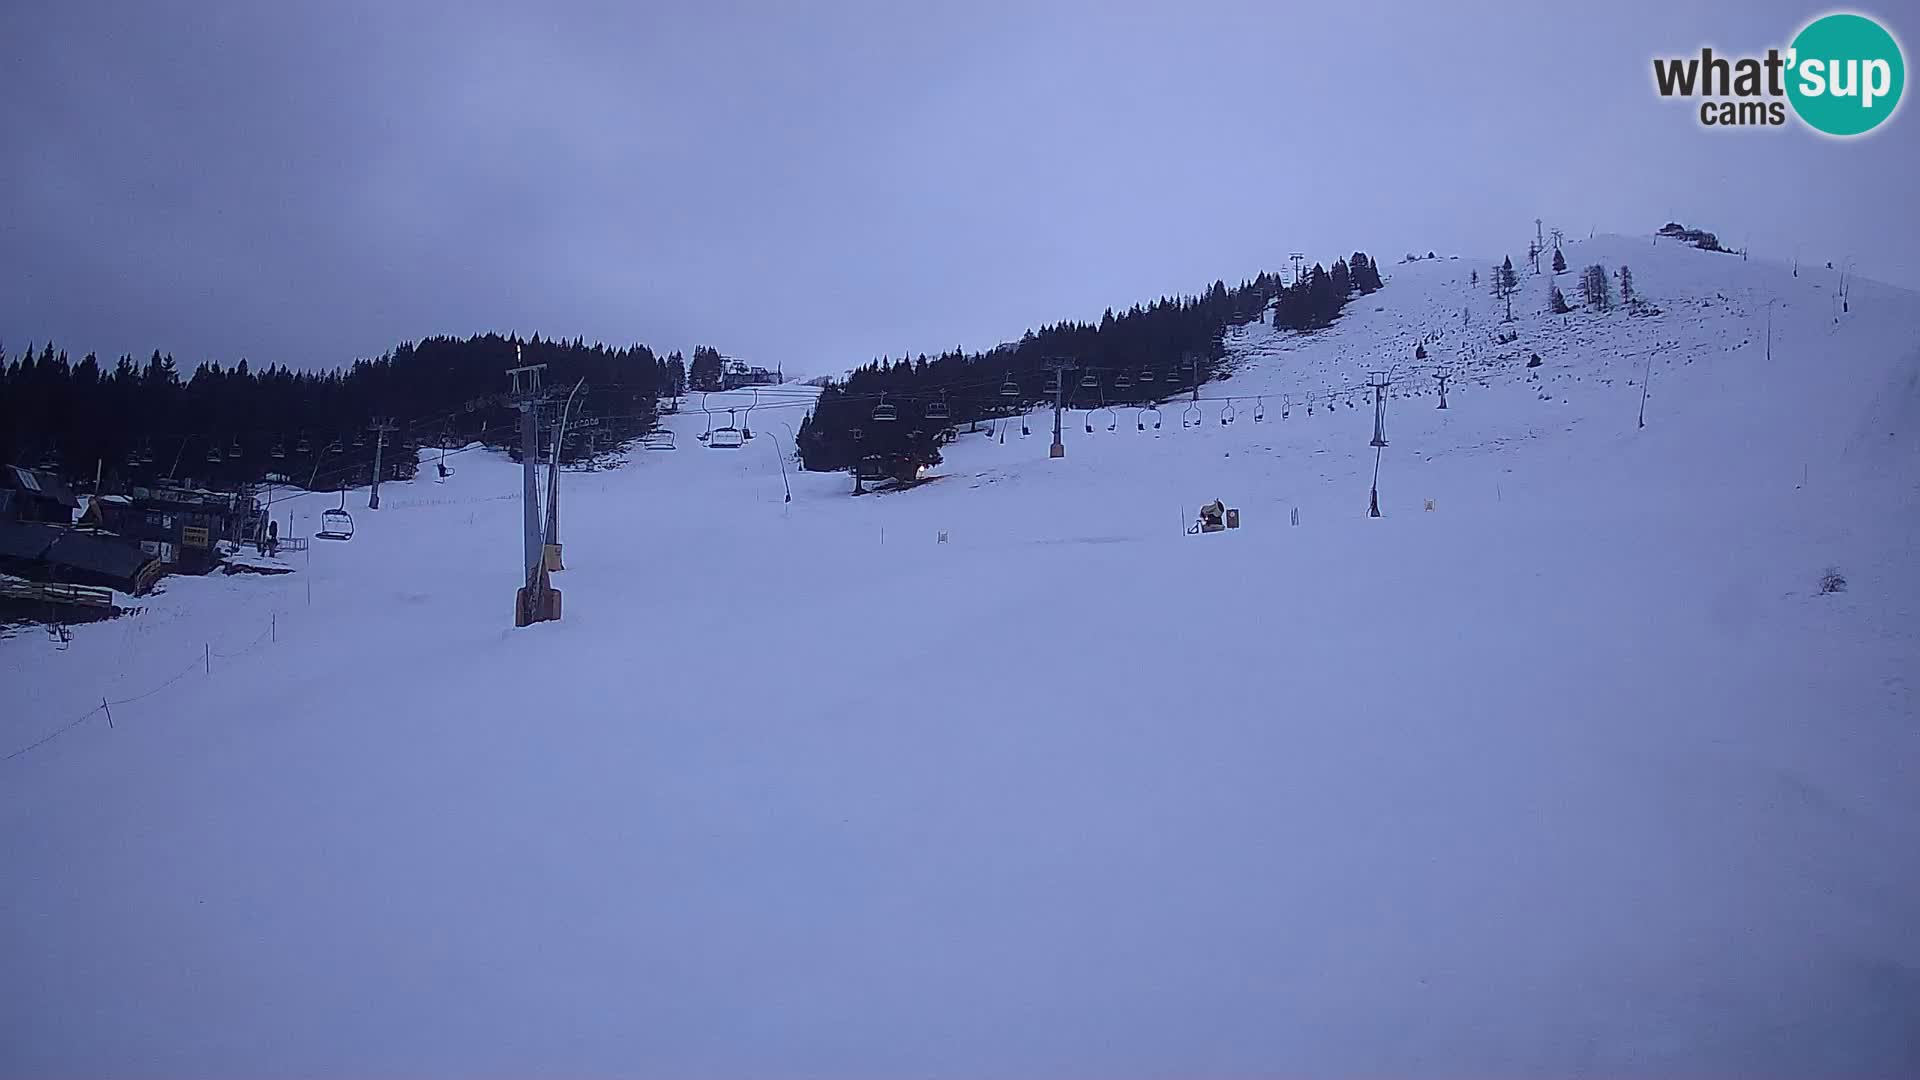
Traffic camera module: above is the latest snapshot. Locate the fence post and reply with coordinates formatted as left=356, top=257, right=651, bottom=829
left=102, top=697, right=113, bottom=729
left=204, top=643, right=210, bottom=675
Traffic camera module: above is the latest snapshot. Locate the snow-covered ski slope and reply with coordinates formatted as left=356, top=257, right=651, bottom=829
left=4, top=236, right=1917, bottom=1078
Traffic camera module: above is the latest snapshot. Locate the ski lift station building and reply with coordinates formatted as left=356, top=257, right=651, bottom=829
left=83, top=484, right=262, bottom=573
left=0, top=464, right=80, bottom=525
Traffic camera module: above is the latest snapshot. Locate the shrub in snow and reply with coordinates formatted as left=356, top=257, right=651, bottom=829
left=1527, top=353, right=1542, bottom=368
left=1819, top=568, right=1848, bottom=594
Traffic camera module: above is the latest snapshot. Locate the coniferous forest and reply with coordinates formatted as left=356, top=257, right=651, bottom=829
left=795, top=253, right=1383, bottom=473
left=0, top=333, right=690, bottom=495
left=3, top=252, right=1382, bottom=491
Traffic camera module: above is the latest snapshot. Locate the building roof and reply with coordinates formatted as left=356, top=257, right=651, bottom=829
left=0, top=521, right=56, bottom=560
left=2, top=465, right=80, bottom=508
left=0, top=521, right=158, bottom=583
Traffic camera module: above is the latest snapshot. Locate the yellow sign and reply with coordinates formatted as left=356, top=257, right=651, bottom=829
left=182, top=526, right=211, bottom=548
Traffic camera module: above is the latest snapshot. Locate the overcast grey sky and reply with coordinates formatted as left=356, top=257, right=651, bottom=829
left=2, top=0, right=1915, bottom=375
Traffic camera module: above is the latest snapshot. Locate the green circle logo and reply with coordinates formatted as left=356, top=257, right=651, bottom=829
left=1787, top=13, right=1905, bottom=135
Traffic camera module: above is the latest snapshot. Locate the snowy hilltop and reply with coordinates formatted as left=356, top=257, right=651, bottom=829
left=3, top=232, right=1917, bottom=1079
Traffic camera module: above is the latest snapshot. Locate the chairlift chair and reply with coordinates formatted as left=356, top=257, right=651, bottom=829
left=295, top=435, right=312, bottom=454
left=206, top=443, right=224, bottom=464
left=872, top=394, right=898, bottom=422
left=1079, top=372, right=1099, bottom=389
left=271, top=441, right=287, bottom=459
left=1103, top=406, right=1118, bottom=432
left=1115, top=372, right=1133, bottom=391
left=1254, top=397, right=1266, bottom=422
left=1183, top=401, right=1203, bottom=428
left=1139, top=367, right=1157, bottom=383
left=708, top=426, right=744, bottom=449
left=316, top=489, right=354, bottom=541
left=999, top=377, right=1020, bottom=398
left=926, top=393, right=950, bottom=421
left=1137, top=405, right=1162, bottom=431
left=1220, top=402, right=1237, bottom=425
left=228, top=439, right=242, bottom=458
left=327, top=439, right=344, bottom=453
